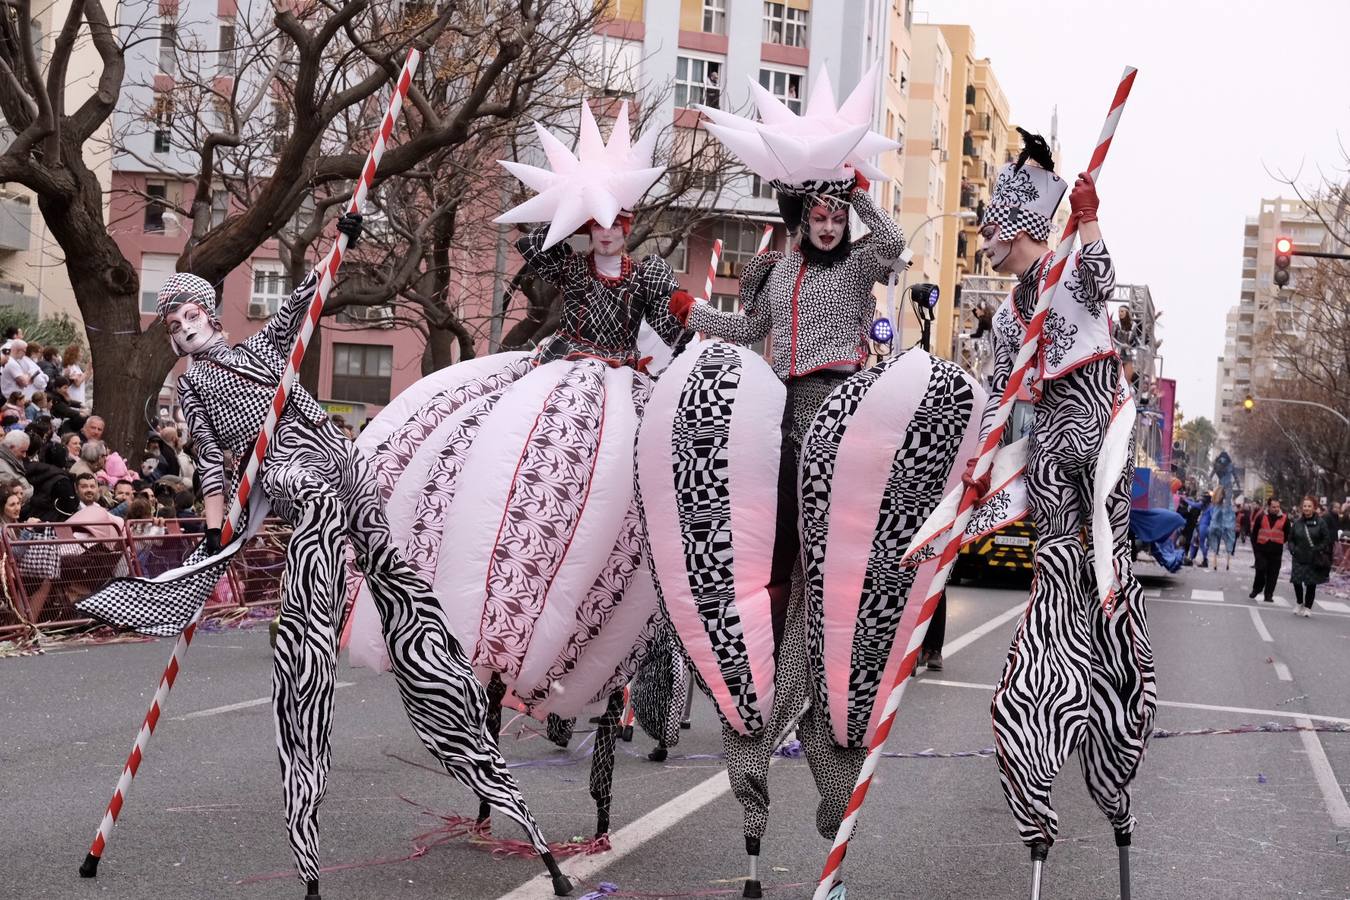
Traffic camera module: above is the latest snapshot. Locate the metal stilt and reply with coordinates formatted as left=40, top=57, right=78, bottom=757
left=743, top=836, right=763, bottom=898
left=1115, top=830, right=1132, bottom=900
left=1028, top=842, right=1049, bottom=900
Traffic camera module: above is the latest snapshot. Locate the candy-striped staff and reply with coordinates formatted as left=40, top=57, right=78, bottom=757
left=78, top=47, right=423, bottom=880
left=811, top=66, right=1137, bottom=900
left=703, top=238, right=724, bottom=301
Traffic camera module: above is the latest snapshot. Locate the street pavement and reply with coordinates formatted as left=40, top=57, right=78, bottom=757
left=3, top=542, right=1348, bottom=900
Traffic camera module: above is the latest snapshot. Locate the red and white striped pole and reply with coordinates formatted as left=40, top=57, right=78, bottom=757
left=811, top=67, right=1137, bottom=900
left=79, top=47, right=422, bottom=880
left=757, top=223, right=774, bottom=255
left=704, top=238, right=723, bottom=301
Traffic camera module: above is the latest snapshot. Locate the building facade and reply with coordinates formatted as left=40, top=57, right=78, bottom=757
left=1214, top=197, right=1328, bottom=441
left=0, top=0, right=110, bottom=328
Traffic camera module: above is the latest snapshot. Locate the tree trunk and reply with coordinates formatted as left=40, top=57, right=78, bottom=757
left=37, top=167, right=178, bottom=461
left=299, top=318, right=323, bottom=397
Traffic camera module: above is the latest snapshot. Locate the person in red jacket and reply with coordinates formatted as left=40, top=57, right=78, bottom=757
left=1249, top=497, right=1292, bottom=603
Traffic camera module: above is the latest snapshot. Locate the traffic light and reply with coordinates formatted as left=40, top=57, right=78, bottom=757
left=1273, top=236, right=1293, bottom=287
left=1243, top=394, right=1255, bottom=412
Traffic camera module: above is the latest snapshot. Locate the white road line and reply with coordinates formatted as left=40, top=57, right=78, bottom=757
left=1143, top=588, right=1161, bottom=598
left=1272, top=595, right=1291, bottom=608
left=1191, top=588, right=1225, bottom=602
left=1249, top=607, right=1273, bottom=643
left=940, top=601, right=1027, bottom=657
left=173, top=682, right=355, bottom=720
left=1272, top=660, right=1292, bottom=682
left=1318, top=600, right=1350, bottom=614
left=918, top=679, right=1350, bottom=726
left=492, top=600, right=1029, bottom=900
left=1294, top=715, right=1350, bottom=829
left=1147, top=596, right=1350, bottom=619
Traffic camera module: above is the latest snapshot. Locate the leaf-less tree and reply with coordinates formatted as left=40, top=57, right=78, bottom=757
left=0, top=0, right=595, bottom=456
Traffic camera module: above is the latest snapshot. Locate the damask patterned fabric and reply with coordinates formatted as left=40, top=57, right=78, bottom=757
left=983, top=161, right=1068, bottom=243
left=517, top=226, right=686, bottom=365
left=686, top=187, right=905, bottom=380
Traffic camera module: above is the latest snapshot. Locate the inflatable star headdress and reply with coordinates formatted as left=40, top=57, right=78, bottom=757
left=495, top=100, right=665, bottom=249
left=697, top=62, right=899, bottom=185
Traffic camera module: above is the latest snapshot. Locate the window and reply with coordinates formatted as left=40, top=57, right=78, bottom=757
left=218, top=22, right=236, bottom=75
left=763, top=3, right=808, bottom=48
left=249, top=261, right=292, bottom=317
left=636, top=235, right=688, bottom=273
left=702, top=0, right=726, bottom=34
left=139, top=253, right=180, bottom=314
left=758, top=67, right=803, bottom=114
left=900, top=50, right=910, bottom=95
left=144, top=183, right=168, bottom=233
left=716, top=220, right=766, bottom=277
left=331, top=343, right=393, bottom=405
left=750, top=175, right=776, bottom=200
left=210, top=189, right=229, bottom=227
left=158, top=22, right=176, bottom=74
left=152, top=92, right=172, bottom=153
left=674, top=56, right=722, bottom=109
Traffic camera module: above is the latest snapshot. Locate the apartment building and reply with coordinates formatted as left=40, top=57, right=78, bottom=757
left=899, top=25, right=951, bottom=329
left=0, top=0, right=110, bottom=328
left=1214, top=197, right=1328, bottom=441
left=111, top=0, right=422, bottom=423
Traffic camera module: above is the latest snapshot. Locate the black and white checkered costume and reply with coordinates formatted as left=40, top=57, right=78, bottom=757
left=518, top=226, right=687, bottom=365
left=79, top=265, right=558, bottom=888
left=686, top=186, right=904, bottom=382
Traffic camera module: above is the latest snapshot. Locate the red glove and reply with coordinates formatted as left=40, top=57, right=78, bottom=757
left=853, top=169, right=871, bottom=193
left=669, top=289, right=696, bottom=325
left=961, top=457, right=990, bottom=499
left=1068, top=171, right=1099, bottom=226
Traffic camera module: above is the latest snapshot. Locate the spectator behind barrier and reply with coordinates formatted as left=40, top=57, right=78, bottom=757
left=0, top=430, right=34, bottom=503
left=23, top=442, right=79, bottom=522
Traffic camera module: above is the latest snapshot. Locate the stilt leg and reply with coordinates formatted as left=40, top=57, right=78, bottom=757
left=743, top=836, right=763, bottom=899
left=647, top=741, right=668, bottom=762
left=590, top=689, right=625, bottom=837
left=541, top=850, right=573, bottom=896
left=478, top=674, right=507, bottom=826
left=304, top=878, right=321, bottom=899
left=1116, top=830, right=1132, bottom=900
left=1028, top=842, right=1049, bottom=900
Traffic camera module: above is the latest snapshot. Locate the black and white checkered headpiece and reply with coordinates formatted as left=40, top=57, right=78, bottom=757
left=772, top=177, right=856, bottom=214
left=982, top=162, right=1066, bottom=243
left=155, top=272, right=220, bottom=324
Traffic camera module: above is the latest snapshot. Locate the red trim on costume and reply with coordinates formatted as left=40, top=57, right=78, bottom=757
left=787, top=259, right=808, bottom=376
left=793, top=360, right=861, bottom=377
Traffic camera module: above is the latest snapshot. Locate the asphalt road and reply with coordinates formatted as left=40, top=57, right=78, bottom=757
left=3, top=542, right=1348, bottom=900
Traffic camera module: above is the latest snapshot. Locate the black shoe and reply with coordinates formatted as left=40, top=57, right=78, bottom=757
left=925, top=653, right=944, bottom=672
left=1248, top=591, right=1259, bottom=600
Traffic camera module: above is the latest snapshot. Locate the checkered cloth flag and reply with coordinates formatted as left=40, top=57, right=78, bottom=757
left=76, top=541, right=245, bottom=637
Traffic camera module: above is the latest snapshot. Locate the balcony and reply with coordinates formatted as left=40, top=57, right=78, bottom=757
left=0, top=192, right=33, bottom=252
left=0, top=282, right=38, bottom=316
left=965, top=84, right=976, bottom=108
left=970, top=112, right=991, bottom=136
left=960, top=185, right=978, bottom=209
left=962, top=133, right=976, bottom=158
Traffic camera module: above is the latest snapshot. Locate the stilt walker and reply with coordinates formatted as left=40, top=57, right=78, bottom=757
left=903, top=69, right=1154, bottom=899
left=641, top=66, right=982, bottom=899
left=77, top=51, right=572, bottom=898
left=1209, top=451, right=1238, bottom=570
left=344, top=99, right=689, bottom=841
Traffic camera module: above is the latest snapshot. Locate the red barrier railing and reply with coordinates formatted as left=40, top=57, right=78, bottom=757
left=0, top=517, right=294, bottom=638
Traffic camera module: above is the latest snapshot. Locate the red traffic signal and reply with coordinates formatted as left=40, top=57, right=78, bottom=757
left=1274, top=236, right=1293, bottom=287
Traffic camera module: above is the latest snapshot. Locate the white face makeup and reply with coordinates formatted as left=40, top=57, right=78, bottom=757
left=589, top=221, right=626, bottom=256
left=979, top=221, right=1015, bottom=272
left=164, top=302, right=223, bottom=357
left=807, top=206, right=848, bottom=251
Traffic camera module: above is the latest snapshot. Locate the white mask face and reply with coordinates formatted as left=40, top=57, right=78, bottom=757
left=164, top=303, right=223, bottom=357
left=979, top=222, right=1015, bottom=272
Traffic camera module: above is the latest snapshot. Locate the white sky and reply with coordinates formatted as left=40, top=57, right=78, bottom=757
left=916, top=0, right=1350, bottom=421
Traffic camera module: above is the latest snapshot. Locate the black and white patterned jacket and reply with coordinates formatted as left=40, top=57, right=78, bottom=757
left=686, top=188, right=905, bottom=381
left=517, top=227, right=686, bottom=367
left=982, top=239, right=1115, bottom=440
left=177, top=269, right=330, bottom=499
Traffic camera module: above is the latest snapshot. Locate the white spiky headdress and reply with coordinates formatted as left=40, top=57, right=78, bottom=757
left=697, top=62, right=898, bottom=186
left=495, top=100, right=665, bottom=249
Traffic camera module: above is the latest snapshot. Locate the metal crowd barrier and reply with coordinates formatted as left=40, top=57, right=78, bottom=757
left=0, top=517, right=294, bottom=638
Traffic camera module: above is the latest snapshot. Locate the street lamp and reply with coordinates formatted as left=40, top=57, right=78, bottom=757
left=1243, top=394, right=1349, bottom=426
left=886, top=209, right=978, bottom=339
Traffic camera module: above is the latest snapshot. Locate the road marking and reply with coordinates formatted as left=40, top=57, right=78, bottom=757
left=1271, top=595, right=1291, bottom=608
left=174, top=682, right=355, bottom=720
left=1147, top=596, right=1350, bottom=619
left=1319, top=600, right=1350, bottom=614
left=1143, top=588, right=1161, bottom=598
left=1191, top=588, right=1225, bottom=602
left=918, top=679, right=1350, bottom=726
left=1249, top=607, right=1273, bottom=643
left=940, top=601, right=1027, bottom=658
left=492, top=600, right=1030, bottom=900
left=1272, top=660, right=1292, bottom=682
left=1295, top=715, right=1350, bottom=829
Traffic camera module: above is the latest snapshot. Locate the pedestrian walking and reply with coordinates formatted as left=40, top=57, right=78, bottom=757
left=1249, top=497, right=1290, bottom=603
left=1289, top=495, right=1331, bottom=617
left=1237, top=502, right=1252, bottom=545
